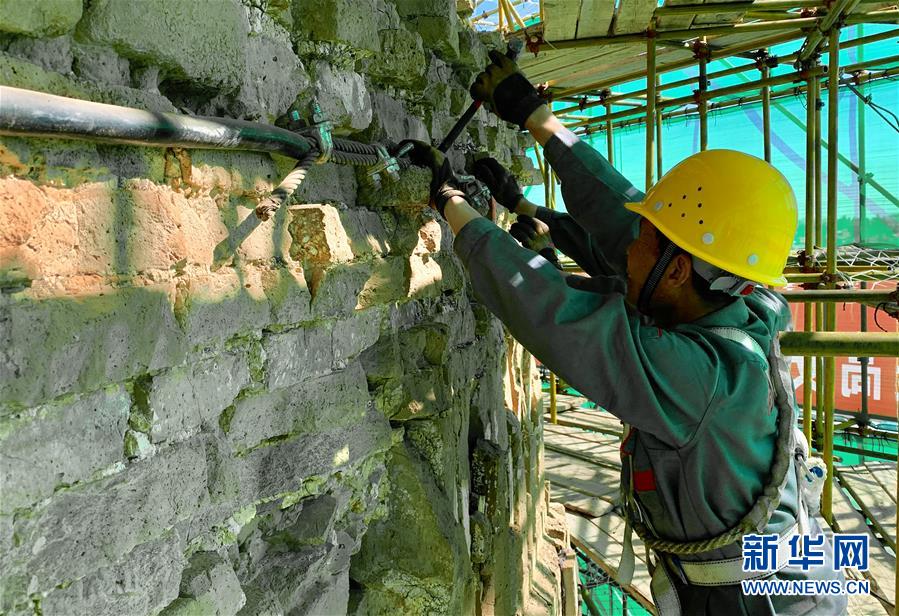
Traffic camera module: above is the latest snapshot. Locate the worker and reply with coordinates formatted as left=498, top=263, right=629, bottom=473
left=401, top=51, right=848, bottom=615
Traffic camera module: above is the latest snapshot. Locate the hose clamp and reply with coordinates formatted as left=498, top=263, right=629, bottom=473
left=306, top=100, right=333, bottom=164
left=367, top=145, right=402, bottom=188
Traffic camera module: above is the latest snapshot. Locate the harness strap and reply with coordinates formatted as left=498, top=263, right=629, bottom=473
left=674, top=522, right=800, bottom=586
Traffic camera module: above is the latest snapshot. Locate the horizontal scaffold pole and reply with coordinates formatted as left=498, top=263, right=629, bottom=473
left=779, top=332, right=899, bottom=357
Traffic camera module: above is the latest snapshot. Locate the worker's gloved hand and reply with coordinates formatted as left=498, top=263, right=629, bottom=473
left=509, top=215, right=561, bottom=270
left=471, top=50, right=545, bottom=129
left=472, top=157, right=523, bottom=213
left=398, top=139, right=465, bottom=217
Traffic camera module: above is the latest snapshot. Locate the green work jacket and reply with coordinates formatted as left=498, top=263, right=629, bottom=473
left=453, top=129, right=847, bottom=615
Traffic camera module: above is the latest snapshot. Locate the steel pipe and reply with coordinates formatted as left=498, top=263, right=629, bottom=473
left=0, top=86, right=315, bottom=159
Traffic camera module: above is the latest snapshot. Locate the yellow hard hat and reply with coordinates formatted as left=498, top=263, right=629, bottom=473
left=624, top=150, right=798, bottom=286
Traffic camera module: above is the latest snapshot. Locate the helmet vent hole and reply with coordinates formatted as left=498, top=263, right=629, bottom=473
left=697, top=203, right=702, bottom=208
left=668, top=202, right=672, bottom=207
left=697, top=186, right=702, bottom=192
left=682, top=195, right=686, bottom=199
left=681, top=213, right=685, bottom=218
left=699, top=220, right=704, bottom=224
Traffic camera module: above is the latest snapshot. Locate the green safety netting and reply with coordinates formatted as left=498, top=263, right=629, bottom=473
left=523, top=25, right=899, bottom=250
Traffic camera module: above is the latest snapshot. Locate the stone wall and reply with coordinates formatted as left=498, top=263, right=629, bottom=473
left=0, top=1, right=565, bottom=615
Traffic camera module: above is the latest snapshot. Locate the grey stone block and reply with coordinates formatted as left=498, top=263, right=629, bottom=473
left=77, top=0, right=248, bottom=91
left=149, top=351, right=250, bottom=443
left=308, top=262, right=373, bottom=319
left=358, top=89, right=430, bottom=146
left=290, top=0, right=384, bottom=53
left=366, top=27, right=427, bottom=89
left=0, top=283, right=188, bottom=407
left=226, top=361, right=370, bottom=451
left=0, top=386, right=130, bottom=512
left=4, top=34, right=73, bottom=75
left=235, top=407, right=391, bottom=504
left=41, top=532, right=185, bottom=616
left=2, top=437, right=209, bottom=597
left=159, top=551, right=245, bottom=616
left=201, top=17, right=309, bottom=122
left=263, top=308, right=383, bottom=391
left=72, top=43, right=130, bottom=86
left=310, top=61, right=372, bottom=134
left=0, top=0, right=82, bottom=36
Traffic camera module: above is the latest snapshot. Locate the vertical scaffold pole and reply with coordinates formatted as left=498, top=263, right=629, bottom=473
left=813, top=64, right=825, bottom=446
left=698, top=41, right=709, bottom=151
left=822, top=27, right=840, bottom=525
left=606, top=101, right=614, bottom=165
left=803, top=61, right=816, bottom=445
left=656, top=80, right=663, bottom=178
left=646, top=27, right=657, bottom=190
left=761, top=59, right=772, bottom=162
left=536, top=146, right=559, bottom=425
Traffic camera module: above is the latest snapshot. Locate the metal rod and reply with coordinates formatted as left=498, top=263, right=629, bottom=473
left=779, top=332, right=899, bottom=357
left=653, top=0, right=831, bottom=14
left=646, top=30, right=657, bottom=190
left=815, top=304, right=825, bottom=444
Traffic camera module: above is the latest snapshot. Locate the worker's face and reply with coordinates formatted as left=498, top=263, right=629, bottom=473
left=625, top=218, right=660, bottom=308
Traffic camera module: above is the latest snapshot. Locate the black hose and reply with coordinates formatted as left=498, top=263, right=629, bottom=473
left=0, top=86, right=316, bottom=159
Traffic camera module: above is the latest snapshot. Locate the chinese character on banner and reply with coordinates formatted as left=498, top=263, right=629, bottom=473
left=787, top=534, right=826, bottom=571
left=833, top=534, right=869, bottom=571
left=742, top=534, right=779, bottom=572
left=841, top=357, right=881, bottom=401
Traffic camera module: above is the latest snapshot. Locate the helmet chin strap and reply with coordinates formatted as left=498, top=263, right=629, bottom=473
left=636, top=237, right=679, bottom=315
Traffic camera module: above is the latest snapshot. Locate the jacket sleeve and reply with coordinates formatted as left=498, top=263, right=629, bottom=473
left=455, top=217, right=719, bottom=448
left=543, top=128, right=644, bottom=278
left=531, top=206, right=607, bottom=277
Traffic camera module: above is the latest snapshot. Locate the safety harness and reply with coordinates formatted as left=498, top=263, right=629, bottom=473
left=617, top=326, right=813, bottom=615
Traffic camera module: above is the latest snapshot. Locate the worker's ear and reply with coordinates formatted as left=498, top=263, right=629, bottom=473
left=666, top=253, right=693, bottom=289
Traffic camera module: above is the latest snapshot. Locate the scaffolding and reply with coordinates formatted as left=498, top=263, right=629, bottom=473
left=501, top=0, right=899, bottom=612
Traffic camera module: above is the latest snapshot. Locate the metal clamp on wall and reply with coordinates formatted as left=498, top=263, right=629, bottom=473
left=300, top=100, right=333, bottom=164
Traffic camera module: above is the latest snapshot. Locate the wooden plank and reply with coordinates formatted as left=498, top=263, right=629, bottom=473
left=575, top=0, right=616, bottom=38
left=612, top=0, right=657, bottom=34
left=551, top=485, right=615, bottom=517
left=567, top=512, right=657, bottom=612
left=544, top=454, right=621, bottom=498
left=864, top=462, right=897, bottom=505
left=836, top=467, right=897, bottom=552
left=543, top=0, right=583, bottom=41
left=655, top=0, right=700, bottom=30
left=831, top=482, right=896, bottom=614
left=544, top=432, right=620, bottom=457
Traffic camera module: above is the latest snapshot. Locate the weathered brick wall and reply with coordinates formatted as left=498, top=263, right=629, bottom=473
left=0, top=1, right=565, bottom=615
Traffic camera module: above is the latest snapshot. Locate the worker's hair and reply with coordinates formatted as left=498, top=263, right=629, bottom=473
left=654, top=229, right=733, bottom=308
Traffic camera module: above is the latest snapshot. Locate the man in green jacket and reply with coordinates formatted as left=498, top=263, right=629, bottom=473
left=403, top=51, right=848, bottom=615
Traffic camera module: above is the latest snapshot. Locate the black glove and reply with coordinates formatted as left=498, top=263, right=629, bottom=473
left=470, top=50, right=545, bottom=129
left=472, top=157, right=523, bottom=213
left=509, top=215, right=561, bottom=270
left=398, top=139, right=464, bottom=217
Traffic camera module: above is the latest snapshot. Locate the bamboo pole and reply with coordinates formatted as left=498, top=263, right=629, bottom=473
left=646, top=30, right=657, bottom=190
left=552, top=32, right=801, bottom=98
left=779, top=332, right=899, bottom=357
left=698, top=43, right=709, bottom=151
left=761, top=63, right=772, bottom=162
left=605, top=101, right=614, bottom=165
left=802, top=63, right=817, bottom=445
left=656, top=78, right=664, bottom=177
left=821, top=26, right=841, bottom=526
left=780, top=288, right=897, bottom=303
